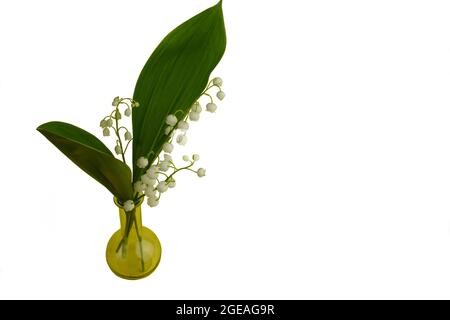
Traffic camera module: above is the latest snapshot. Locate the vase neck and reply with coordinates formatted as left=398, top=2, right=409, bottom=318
left=119, top=207, right=143, bottom=234
left=114, top=198, right=143, bottom=238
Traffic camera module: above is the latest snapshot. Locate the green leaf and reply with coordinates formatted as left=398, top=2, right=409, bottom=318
left=37, top=121, right=134, bottom=202
left=132, top=0, right=226, bottom=181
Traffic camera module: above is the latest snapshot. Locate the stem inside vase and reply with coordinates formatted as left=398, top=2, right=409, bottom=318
left=114, top=199, right=145, bottom=271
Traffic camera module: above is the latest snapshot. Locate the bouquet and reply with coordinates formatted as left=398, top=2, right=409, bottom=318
left=36, top=1, right=226, bottom=279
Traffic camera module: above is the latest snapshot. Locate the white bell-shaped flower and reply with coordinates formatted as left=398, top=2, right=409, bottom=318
left=168, top=179, right=176, bottom=188
left=146, top=188, right=158, bottom=199
left=189, top=112, right=200, bottom=121
left=146, top=171, right=158, bottom=179
left=192, top=154, right=200, bottom=161
left=165, top=126, right=173, bottom=135
left=114, top=145, right=122, bottom=155
left=124, top=108, right=131, bottom=117
left=124, top=131, right=132, bottom=141
left=176, top=134, right=188, bottom=146
left=191, top=102, right=202, bottom=113
left=123, top=200, right=135, bottom=212
left=158, top=161, right=169, bottom=172
left=177, top=121, right=189, bottom=131
left=146, top=165, right=159, bottom=179
left=141, top=174, right=156, bottom=186
left=112, top=96, right=120, bottom=107
left=216, top=91, right=225, bottom=100
left=206, top=103, right=217, bottom=113
left=166, top=114, right=178, bottom=126
left=197, top=168, right=206, bottom=177
left=213, top=77, right=223, bottom=86
left=147, top=198, right=159, bottom=208
left=103, top=127, right=110, bottom=136
left=157, top=181, right=168, bottom=193
left=163, top=142, right=174, bottom=153
left=136, top=157, right=148, bottom=169
left=133, top=181, right=146, bottom=193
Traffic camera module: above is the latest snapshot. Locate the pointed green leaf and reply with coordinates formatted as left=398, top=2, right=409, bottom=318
left=132, top=0, right=226, bottom=181
left=37, top=121, right=133, bottom=201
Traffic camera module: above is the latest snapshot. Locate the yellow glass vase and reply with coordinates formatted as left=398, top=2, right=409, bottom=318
left=106, top=197, right=162, bottom=280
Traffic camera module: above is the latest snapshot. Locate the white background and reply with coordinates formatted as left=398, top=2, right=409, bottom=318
left=1, top=0, right=450, bottom=299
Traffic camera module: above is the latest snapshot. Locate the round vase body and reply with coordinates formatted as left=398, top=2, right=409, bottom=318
left=106, top=198, right=162, bottom=280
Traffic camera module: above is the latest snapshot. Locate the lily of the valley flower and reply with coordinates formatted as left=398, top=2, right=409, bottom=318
left=147, top=198, right=159, bottom=207
left=123, top=200, right=135, bottom=212
left=157, top=181, right=168, bottom=193
left=146, top=166, right=159, bottom=179
left=141, top=174, right=156, bottom=186
left=177, top=120, right=189, bottom=131
left=165, top=126, right=173, bottom=135
left=206, top=103, right=217, bottom=113
left=134, top=181, right=146, bottom=193
left=176, top=134, right=188, bottom=146
left=192, top=102, right=202, bottom=113
left=137, top=157, right=149, bottom=169
left=212, top=77, right=223, bottom=86
left=189, top=111, right=200, bottom=121
left=163, top=142, right=174, bottom=153
left=197, top=168, right=206, bottom=177
left=168, top=179, right=176, bottom=188
left=166, top=114, right=178, bottom=126
left=216, top=91, right=225, bottom=100
left=112, top=96, right=121, bottom=107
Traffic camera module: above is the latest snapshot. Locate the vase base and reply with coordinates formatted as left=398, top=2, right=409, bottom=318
left=106, top=227, right=162, bottom=280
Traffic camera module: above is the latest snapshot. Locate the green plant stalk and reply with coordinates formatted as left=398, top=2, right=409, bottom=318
left=133, top=219, right=145, bottom=272
left=114, top=209, right=145, bottom=271
left=113, top=108, right=127, bottom=166
left=115, top=210, right=135, bottom=255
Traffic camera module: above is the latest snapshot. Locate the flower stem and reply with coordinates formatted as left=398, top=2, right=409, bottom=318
left=114, top=107, right=127, bottom=165
left=203, top=92, right=214, bottom=103
left=165, top=161, right=195, bottom=182
left=124, top=138, right=133, bottom=154
left=133, top=218, right=145, bottom=272
left=115, top=210, right=135, bottom=254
